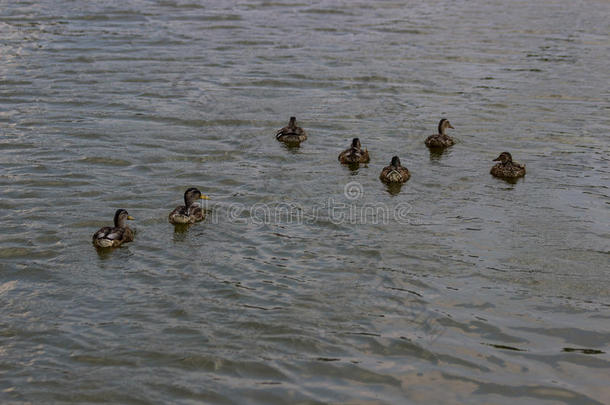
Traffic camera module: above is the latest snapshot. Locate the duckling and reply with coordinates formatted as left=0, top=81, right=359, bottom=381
left=338, top=138, right=370, bottom=164
left=425, top=118, right=455, bottom=148
left=92, top=209, right=135, bottom=248
left=169, top=187, right=209, bottom=224
left=276, top=116, right=307, bottom=144
left=490, top=152, right=526, bottom=179
left=380, top=156, right=410, bottom=183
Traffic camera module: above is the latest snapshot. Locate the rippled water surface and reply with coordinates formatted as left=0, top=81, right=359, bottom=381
left=1, top=0, right=609, bottom=403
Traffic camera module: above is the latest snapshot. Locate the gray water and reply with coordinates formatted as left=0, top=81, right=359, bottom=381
left=1, top=0, right=609, bottom=404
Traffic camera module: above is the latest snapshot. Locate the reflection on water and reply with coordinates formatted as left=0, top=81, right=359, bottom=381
left=428, top=147, right=449, bottom=161
left=0, top=0, right=609, bottom=404
left=94, top=246, right=116, bottom=260
left=384, top=182, right=404, bottom=196
left=492, top=174, right=523, bottom=185
left=344, top=162, right=362, bottom=172
left=280, top=141, right=304, bottom=153
left=172, top=224, right=190, bottom=240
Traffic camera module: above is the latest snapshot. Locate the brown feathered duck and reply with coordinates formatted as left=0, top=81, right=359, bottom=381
left=338, top=138, right=370, bottom=164
left=425, top=118, right=455, bottom=148
left=380, top=156, right=410, bottom=184
left=92, top=209, right=135, bottom=248
left=490, top=152, right=526, bottom=179
left=276, top=116, right=307, bottom=144
left=169, top=187, right=209, bottom=225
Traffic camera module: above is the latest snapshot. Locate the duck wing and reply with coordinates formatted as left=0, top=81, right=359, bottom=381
left=93, top=226, right=113, bottom=241
left=104, top=227, right=126, bottom=240
left=276, top=125, right=305, bottom=138
left=169, top=205, right=189, bottom=223
left=188, top=205, right=205, bottom=221
left=93, top=226, right=125, bottom=241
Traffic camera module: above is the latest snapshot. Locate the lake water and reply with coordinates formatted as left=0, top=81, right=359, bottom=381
left=1, top=0, right=609, bottom=403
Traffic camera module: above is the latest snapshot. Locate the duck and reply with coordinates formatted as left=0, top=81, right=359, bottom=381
left=338, top=138, right=370, bottom=164
left=490, top=152, right=526, bottom=179
left=92, top=209, right=135, bottom=248
left=276, top=116, right=307, bottom=144
left=425, top=118, right=455, bottom=148
left=380, top=156, right=410, bottom=183
left=169, top=187, right=209, bottom=224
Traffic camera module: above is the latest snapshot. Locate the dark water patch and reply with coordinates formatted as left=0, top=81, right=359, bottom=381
left=484, top=343, right=527, bottom=352
left=562, top=348, right=605, bottom=355
left=514, top=327, right=609, bottom=348
left=77, top=157, right=131, bottom=166
left=301, top=8, right=354, bottom=15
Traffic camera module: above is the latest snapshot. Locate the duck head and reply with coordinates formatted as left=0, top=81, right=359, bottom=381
left=351, top=138, right=361, bottom=150
left=113, top=209, right=134, bottom=227
left=288, top=116, right=297, bottom=129
left=184, top=187, right=209, bottom=207
left=438, top=118, right=454, bottom=135
left=390, top=155, right=401, bottom=168
left=493, top=152, right=513, bottom=165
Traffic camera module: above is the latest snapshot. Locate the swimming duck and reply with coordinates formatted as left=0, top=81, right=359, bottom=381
left=338, top=138, right=370, bottom=164
left=169, top=187, right=209, bottom=224
left=425, top=118, right=455, bottom=148
left=92, top=209, right=135, bottom=248
left=276, top=117, right=307, bottom=144
left=490, top=152, right=526, bottom=179
left=380, top=156, right=410, bottom=183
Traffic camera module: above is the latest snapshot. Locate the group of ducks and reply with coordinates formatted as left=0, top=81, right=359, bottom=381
left=93, top=117, right=526, bottom=249
left=277, top=116, right=526, bottom=183
left=92, top=188, right=209, bottom=248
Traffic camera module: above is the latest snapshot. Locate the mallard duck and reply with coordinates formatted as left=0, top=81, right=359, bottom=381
left=92, top=209, right=135, bottom=248
left=276, top=116, right=307, bottom=144
left=490, top=152, right=526, bottom=179
left=169, top=187, right=209, bottom=224
left=425, top=118, right=455, bottom=148
left=380, top=156, right=410, bottom=183
left=338, top=138, right=370, bottom=164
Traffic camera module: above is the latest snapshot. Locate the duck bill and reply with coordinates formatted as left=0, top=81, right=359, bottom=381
left=448, top=124, right=454, bottom=129
left=493, top=157, right=501, bottom=161
left=127, top=215, right=135, bottom=220
left=200, top=195, right=210, bottom=200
